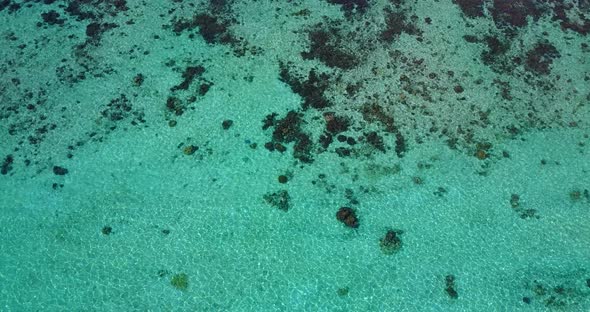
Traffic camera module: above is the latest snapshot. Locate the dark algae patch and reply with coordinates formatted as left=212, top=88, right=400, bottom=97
left=379, top=229, right=403, bottom=255
left=171, top=273, right=189, bottom=291
left=524, top=275, right=590, bottom=309
left=524, top=42, right=560, bottom=75
left=263, top=190, right=291, bottom=212
left=302, top=27, right=359, bottom=70
left=279, top=63, right=332, bottom=110
left=445, top=275, right=459, bottom=299
left=1, top=155, right=14, bottom=175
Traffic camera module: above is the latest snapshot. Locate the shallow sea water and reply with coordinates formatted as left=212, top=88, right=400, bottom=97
left=1, top=0, right=589, bottom=311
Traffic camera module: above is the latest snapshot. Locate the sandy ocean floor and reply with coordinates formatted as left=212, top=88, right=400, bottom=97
left=1, top=0, right=589, bottom=311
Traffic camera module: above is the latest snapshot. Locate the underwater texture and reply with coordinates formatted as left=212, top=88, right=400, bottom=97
left=1, top=0, right=589, bottom=311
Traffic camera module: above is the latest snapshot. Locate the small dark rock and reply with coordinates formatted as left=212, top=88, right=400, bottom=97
left=222, top=119, right=233, bottom=130
left=264, top=142, right=275, bottom=151
left=101, top=226, right=112, bottom=235
left=522, top=297, right=531, bottom=304
left=278, top=175, right=288, bottom=184
left=53, top=166, right=68, bottom=175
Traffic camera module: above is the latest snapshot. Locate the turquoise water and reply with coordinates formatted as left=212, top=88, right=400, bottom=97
left=1, top=0, right=589, bottom=311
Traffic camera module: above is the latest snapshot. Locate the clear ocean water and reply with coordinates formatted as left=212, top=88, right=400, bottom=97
left=1, top=0, right=589, bottom=311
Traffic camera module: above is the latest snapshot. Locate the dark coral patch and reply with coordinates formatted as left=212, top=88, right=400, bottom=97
left=326, top=0, right=369, bottom=15
left=336, top=207, right=359, bottom=228
left=85, top=22, right=118, bottom=43
left=272, top=110, right=304, bottom=143
left=302, top=28, right=359, bottom=70
left=264, top=110, right=314, bottom=163
left=101, top=94, right=132, bottom=122
left=166, top=96, right=184, bottom=116
left=361, top=103, right=396, bottom=133
left=524, top=42, right=560, bottom=75
left=293, top=133, right=314, bottom=163
left=40, top=10, right=65, bottom=26
left=279, top=63, right=332, bottom=110
left=173, top=13, right=234, bottom=45
left=171, top=65, right=205, bottom=92
left=65, top=0, right=128, bottom=21
left=365, top=131, right=386, bottom=152
left=453, top=0, right=485, bottom=18
left=552, top=2, right=590, bottom=35
left=53, top=166, right=68, bottom=175
left=324, top=113, right=349, bottom=134
left=481, top=36, right=509, bottom=66
left=0, top=0, right=12, bottom=13
left=381, top=8, right=421, bottom=43
left=193, top=13, right=234, bottom=44
left=490, top=0, right=542, bottom=29
left=379, top=229, right=403, bottom=255
left=263, top=190, right=291, bottom=212
left=1, top=155, right=14, bottom=175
